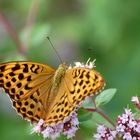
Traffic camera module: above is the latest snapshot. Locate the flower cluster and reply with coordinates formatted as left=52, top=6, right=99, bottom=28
left=93, top=125, right=117, bottom=140
left=93, top=96, right=140, bottom=140
left=94, top=108, right=140, bottom=140
left=116, top=108, right=140, bottom=140
left=32, top=112, right=79, bottom=140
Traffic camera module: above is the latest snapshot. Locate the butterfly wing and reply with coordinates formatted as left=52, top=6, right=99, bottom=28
left=44, top=67, right=105, bottom=124
left=0, top=62, right=105, bottom=125
left=65, top=67, right=105, bottom=106
left=0, top=61, right=55, bottom=122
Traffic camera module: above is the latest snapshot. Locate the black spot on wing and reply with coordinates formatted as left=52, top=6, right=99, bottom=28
left=30, top=64, right=35, bottom=72
left=17, top=83, right=22, bottom=88
left=30, top=94, right=38, bottom=103
left=18, top=73, right=24, bottom=80
left=95, top=74, right=98, bottom=81
left=11, top=88, right=15, bottom=93
left=11, top=77, right=16, bottom=82
left=25, top=84, right=32, bottom=90
left=73, top=69, right=77, bottom=78
left=0, top=73, right=3, bottom=77
left=19, top=91, right=24, bottom=95
left=21, top=107, right=26, bottom=112
left=74, top=80, right=77, bottom=86
left=84, top=90, right=88, bottom=94
left=79, top=70, right=85, bottom=79
left=56, top=108, right=60, bottom=113
left=0, top=79, right=4, bottom=84
left=12, top=64, right=20, bottom=71
left=6, top=82, right=11, bottom=87
left=77, top=89, right=80, bottom=93
left=16, top=94, right=20, bottom=99
left=30, top=104, right=35, bottom=109
left=27, top=75, right=32, bottom=81
left=9, top=72, right=15, bottom=76
left=23, top=64, right=28, bottom=73
left=34, top=65, right=40, bottom=74
left=86, top=80, right=90, bottom=84
left=24, top=101, right=29, bottom=106
left=70, top=89, right=75, bottom=94
left=27, top=111, right=33, bottom=116
left=86, top=71, right=90, bottom=79
left=79, top=80, right=83, bottom=86
left=0, top=65, right=6, bottom=72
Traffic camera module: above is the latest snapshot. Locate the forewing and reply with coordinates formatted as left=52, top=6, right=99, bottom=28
left=0, top=61, right=55, bottom=122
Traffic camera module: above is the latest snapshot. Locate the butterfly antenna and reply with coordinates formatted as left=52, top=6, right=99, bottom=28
left=47, top=36, right=63, bottom=63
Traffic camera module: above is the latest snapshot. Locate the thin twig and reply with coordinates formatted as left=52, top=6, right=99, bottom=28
left=95, top=108, right=116, bottom=128
left=83, top=96, right=116, bottom=128
left=92, top=96, right=97, bottom=108
left=83, top=107, right=96, bottom=112
left=24, top=0, right=40, bottom=46
left=0, top=11, right=27, bottom=56
left=84, top=107, right=115, bottom=128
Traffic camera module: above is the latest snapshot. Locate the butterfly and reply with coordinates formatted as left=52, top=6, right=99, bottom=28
left=0, top=60, right=105, bottom=125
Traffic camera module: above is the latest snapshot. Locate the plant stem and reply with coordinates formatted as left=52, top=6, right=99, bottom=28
left=0, top=11, right=27, bottom=56
left=83, top=107, right=116, bottom=128
left=95, top=108, right=116, bottom=128
left=24, top=0, right=39, bottom=46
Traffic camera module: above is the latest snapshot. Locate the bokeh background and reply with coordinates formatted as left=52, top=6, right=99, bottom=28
left=0, top=0, right=140, bottom=140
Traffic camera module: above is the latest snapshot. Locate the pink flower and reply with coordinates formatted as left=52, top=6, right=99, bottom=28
left=131, top=96, right=139, bottom=104
left=32, top=119, right=44, bottom=133
left=116, top=108, right=140, bottom=139
left=93, top=124, right=117, bottom=140
left=131, top=96, right=140, bottom=109
left=32, top=112, right=79, bottom=140
left=94, top=107, right=140, bottom=140
left=63, top=112, right=79, bottom=139
left=116, top=124, right=125, bottom=132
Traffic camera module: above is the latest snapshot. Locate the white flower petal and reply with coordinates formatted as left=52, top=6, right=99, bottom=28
left=123, top=132, right=132, bottom=140
left=131, top=96, right=139, bottom=104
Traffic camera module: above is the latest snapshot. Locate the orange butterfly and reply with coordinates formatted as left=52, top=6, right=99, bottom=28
left=0, top=60, right=105, bottom=130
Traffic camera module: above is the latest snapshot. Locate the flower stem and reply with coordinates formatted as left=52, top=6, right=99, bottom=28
left=0, top=11, right=27, bottom=56
left=83, top=97, right=116, bottom=128
left=83, top=107, right=116, bottom=128
left=24, top=0, right=39, bottom=47
left=95, top=108, right=116, bottom=128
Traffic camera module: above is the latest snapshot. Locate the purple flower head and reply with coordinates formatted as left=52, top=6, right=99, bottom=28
left=93, top=124, right=117, bottom=140
left=32, top=111, right=79, bottom=140
left=94, top=106, right=140, bottom=140
left=63, top=112, right=79, bottom=139
left=116, top=108, right=140, bottom=139
left=32, top=119, right=44, bottom=133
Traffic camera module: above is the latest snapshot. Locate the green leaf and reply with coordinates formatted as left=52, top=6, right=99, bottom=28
left=95, top=88, right=117, bottom=107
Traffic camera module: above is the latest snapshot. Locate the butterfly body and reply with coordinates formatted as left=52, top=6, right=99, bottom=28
left=52, top=63, right=66, bottom=91
left=0, top=61, right=105, bottom=125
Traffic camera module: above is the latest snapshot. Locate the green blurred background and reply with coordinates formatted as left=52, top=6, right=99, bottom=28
left=0, top=0, right=140, bottom=140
